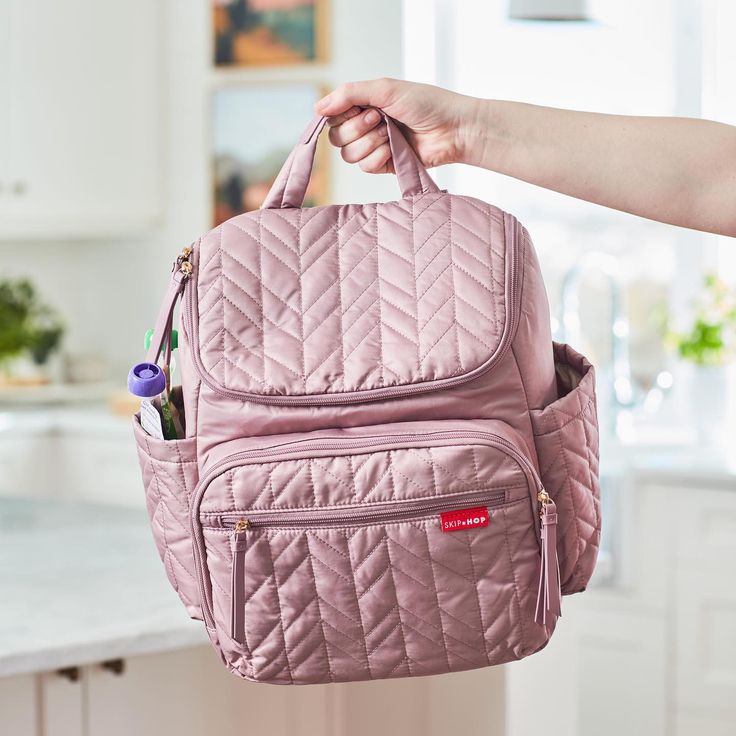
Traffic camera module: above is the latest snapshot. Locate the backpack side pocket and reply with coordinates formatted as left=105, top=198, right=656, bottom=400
left=530, top=342, right=601, bottom=594
left=132, top=412, right=201, bottom=619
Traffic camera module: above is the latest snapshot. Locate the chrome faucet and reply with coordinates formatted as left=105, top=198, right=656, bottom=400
left=556, top=252, right=634, bottom=411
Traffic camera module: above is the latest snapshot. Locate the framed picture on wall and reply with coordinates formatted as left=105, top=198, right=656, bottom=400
left=212, top=0, right=328, bottom=66
left=211, top=82, right=328, bottom=226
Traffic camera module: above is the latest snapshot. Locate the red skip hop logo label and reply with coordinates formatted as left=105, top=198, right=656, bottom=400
left=439, top=506, right=490, bottom=533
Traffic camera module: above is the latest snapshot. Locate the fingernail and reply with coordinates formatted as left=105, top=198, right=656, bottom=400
left=364, top=109, right=380, bottom=124
left=315, top=94, right=331, bottom=111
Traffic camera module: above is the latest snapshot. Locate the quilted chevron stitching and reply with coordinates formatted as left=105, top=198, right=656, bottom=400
left=552, top=410, right=581, bottom=584
left=143, top=439, right=179, bottom=596
left=489, top=205, right=497, bottom=327
left=304, top=535, right=334, bottom=682
left=375, top=535, right=410, bottom=675
left=336, top=206, right=347, bottom=392
left=411, top=192, right=438, bottom=219
left=410, top=196, right=422, bottom=378
left=206, top=446, right=526, bottom=512
left=500, top=503, right=527, bottom=652
left=465, top=535, right=491, bottom=665
left=375, top=208, right=386, bottom=385
left=137, top=448, right=201, bottom=611
left=264, top=536, right=296, bottom=684
left=393, top=607, right=481, bottom=670
left=298, top=206, right=306, bottom=392
left=256, top=211, right=265, bottom=387
left=194, top=194, right=507, bottom=395
left=222, top=253, right=300, bottom=321
left=529, top=349, right=600, bottom=593
left=218, top=227, right=226, bottom=387
left=214, top=496, right=539, bottom=682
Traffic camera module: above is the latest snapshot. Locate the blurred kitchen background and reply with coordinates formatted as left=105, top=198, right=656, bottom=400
left=1, top=1, right=735, bottom=735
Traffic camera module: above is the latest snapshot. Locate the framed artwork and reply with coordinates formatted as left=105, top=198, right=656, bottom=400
left=211, top=82, right=328, bottom=226
left=212, top=0, right=328, bottom=66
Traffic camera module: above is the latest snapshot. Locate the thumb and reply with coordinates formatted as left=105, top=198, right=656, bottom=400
left=315, top=78, right=394, bottom=117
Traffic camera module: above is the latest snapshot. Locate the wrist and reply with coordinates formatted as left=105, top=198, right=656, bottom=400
left=455, top=98, right=505, bottom=169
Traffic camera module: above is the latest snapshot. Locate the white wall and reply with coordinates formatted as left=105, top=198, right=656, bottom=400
left=0, top=0, right=404, bottom=383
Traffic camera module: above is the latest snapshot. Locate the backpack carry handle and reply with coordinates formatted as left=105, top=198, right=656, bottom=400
left=261, top=110, right=441, bottom=210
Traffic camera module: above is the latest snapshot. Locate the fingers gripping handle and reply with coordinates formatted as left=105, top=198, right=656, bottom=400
left=261, top=110, right=440, bottom=210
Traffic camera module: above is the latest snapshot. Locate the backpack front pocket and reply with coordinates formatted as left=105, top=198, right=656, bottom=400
left=191, top=420, right=559, bottom=684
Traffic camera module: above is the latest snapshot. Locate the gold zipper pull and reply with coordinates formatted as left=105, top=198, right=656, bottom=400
left=234, top=518, right=250, bottom=532
left=176, top=245, right=194, bottom=278
left=537, top=489, right=551, bottom=517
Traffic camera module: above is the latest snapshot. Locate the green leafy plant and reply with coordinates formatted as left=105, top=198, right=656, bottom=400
left=666, top=274, right=736, bottom=366
left=0, top=278, right=65, bottom=368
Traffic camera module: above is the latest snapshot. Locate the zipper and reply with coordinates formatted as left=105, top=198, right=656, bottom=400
left=190, top=427, right=543, bottom=630
left=182, top=213, right=522, bottom=406
left=204, top=488, right=508, bottom=532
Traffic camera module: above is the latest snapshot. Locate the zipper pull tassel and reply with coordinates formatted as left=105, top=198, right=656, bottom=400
left=230, top=522, right=249, bottom=645
left=534, top=491, right=562, bottom=627
left=145, top=246, right=194, bottom=367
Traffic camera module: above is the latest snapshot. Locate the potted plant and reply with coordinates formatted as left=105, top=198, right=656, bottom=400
left=0, top=278, right=65, bottom=386
left=666, top=273, right=736, bottom=445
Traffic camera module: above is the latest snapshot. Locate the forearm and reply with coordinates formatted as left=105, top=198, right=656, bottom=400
left=462, top=99, right=736, bottom=236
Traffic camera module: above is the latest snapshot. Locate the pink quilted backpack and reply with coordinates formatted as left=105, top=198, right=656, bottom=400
left=132, top=111, right=601, bottom=685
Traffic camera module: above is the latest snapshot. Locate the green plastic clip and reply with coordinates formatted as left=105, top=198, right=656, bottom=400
left=144, top=328, right=178, bottom=352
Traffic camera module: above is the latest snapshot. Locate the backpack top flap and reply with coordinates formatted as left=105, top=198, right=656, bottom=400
left=185, top=112, right=522, bottom=405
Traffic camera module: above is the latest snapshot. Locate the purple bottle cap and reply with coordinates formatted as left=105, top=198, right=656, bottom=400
left=128, top=362, right=166, bottom=398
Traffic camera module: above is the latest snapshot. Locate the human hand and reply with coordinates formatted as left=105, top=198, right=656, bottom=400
left=314, top=78, right=485, bottom=173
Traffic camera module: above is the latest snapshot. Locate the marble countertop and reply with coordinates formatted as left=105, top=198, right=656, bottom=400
left=0, top=498, right=206, bottom=678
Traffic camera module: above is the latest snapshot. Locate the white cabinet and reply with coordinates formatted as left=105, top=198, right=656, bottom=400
left=673, top=488, right=736, bottom=732
left=0, top=674, right=38, bottom=736
left=0, top=0, right=162, bottom=239
left=40, top=669, right=84, bottom=736
left=0, top=646, right=331, bottom=736
left=576, top=607, right=668, bottom=736
left=0, top=645, right=508, bottom=736
left=505, top=477, right=736, bottom=735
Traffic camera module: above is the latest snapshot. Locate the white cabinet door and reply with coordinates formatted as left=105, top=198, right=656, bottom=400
left=576, top=607, right=668, bottom=736
left=2, top=0, right=162, bottom=238
left=85, top=647, right=331, bottom=736
left=674, top=487, right=736, bottom=719
left=0, top=674, right=39, bottom=736
left=330, top=666, right=504, bottom=736
left=676, top=709, right=736, bottom=736
left=40, top=669, right=85, bottom=736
